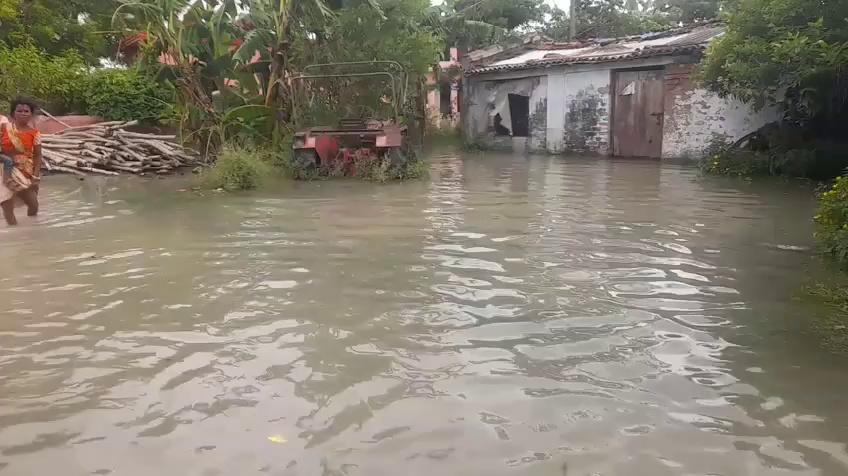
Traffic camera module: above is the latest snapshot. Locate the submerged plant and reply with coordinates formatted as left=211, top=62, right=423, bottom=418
left=815, top=176, right=848, bottom=267
left=282, top=148, right=428, bottom=182
left=201, top=145, right=274, bottom=191
left=800, top=280, right=848, bottom=354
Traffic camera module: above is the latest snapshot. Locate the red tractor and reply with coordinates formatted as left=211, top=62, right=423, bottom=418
left=290, top=61, right=415, bottom=179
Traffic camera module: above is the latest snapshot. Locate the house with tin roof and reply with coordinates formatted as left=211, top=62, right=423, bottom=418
left=462, top=23, right=779, bottom=159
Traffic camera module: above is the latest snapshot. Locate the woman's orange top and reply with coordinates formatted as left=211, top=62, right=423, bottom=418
left=1, top=124, right=41, bottom=176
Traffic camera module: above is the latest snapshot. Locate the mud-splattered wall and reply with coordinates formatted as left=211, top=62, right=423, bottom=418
left=662, top=64, right=780, bottom=159
left=561, top=70, right=610, bottom=155
left=464, top=59, right=777, bottom=159
left=466, top=69, right=611, bottom=155
left=463, top=75, right=548, bottom=153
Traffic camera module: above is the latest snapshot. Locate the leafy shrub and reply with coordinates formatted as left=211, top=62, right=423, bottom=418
left=84, top=69, right=172, bottom=122
left=700, top=145, right=844, bottom=179
left=699, top=148, right=772, bottom=177
left=201, top=146, right=273, bottom=191
left=426, top=126, right=462, bottom=147
left=0, top=44, right=88, bottom=114
left=815, top=176, right=848, bottom=267
left=800, top=280, right=848, bottom=354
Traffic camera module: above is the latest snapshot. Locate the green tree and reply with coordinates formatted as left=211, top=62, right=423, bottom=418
left=114, top=0, right=256, bottom=148
left=456, top=0, right=546, bottom=30
left=427, top=0, right=546, bottom=52
left=233, top=0, right=345, bottom=109
left=0, top=0, right=116, bottom=64
left=287, top=0, right=442, bottom=122
left=298, top=0, right=441, bottom=75
left=654, top=0, right=719, bottom=23
left=700, top=0, right=848, bottom=128
left=540, top=1, right=677, bottom=41
left=0, top=43, right=88, bottom=113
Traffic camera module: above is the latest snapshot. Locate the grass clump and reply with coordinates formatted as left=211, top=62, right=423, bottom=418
left=201, top=145, right=274, bottom=191
left=425, top=127, right=462, bottom=147
left=800, top=281, right=848, bottom=353
left=355, top=151, right=429, bottom=182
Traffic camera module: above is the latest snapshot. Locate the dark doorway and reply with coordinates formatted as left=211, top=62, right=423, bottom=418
left=508, top=94, right=530, bottom=137
left=439, top=81, right=451, bottom=117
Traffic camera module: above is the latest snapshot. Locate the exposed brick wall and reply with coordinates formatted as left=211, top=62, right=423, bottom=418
left=562, top=70, right=610, bottom=155
left=662, top=63, right=780, bottom=159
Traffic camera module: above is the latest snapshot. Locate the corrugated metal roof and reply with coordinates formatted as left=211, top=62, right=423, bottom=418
left=466, top=24, right=724, bottom=76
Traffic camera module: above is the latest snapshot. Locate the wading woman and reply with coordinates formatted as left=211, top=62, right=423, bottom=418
left=0, top=98, right=42, bottom=226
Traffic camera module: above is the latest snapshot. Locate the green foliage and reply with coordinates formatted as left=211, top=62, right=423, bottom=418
left=356, top=150, right=429, bottom=182
left=700, top=125, right=848, bottom=179
left=654, top=0, right=718, bottom=23
left=0, top=0, right=115, bottom=64
left=700, top=0, right=848, bottom=125
left=426, top=0, right=541, bottom=51
left=310, top=0, right=442, bottom=76
left=540, top=0, right=698, bottom=41
left=84, top=69, right=173, bottom=122
left=574, top=0, right=666, bottom=39
left=700, top=148, right=772, bottom=177
left=288, top=0, right=442, bottom=129
left=699, top=145, right=845, bottom=179
left=115, top=0, right=268, bottom=151
left=815, top=176, right=848, bottom=267
left=426, top=126, right=462, bottom=146
left=455, top=0, right=545, bottom=30
left=201, top=145, right=274, bottom=191
left=800, top=281, right=848, bottom=353
left=283, top=147, right=427, bottom=182
left=0, top=44, right=88, bottom=114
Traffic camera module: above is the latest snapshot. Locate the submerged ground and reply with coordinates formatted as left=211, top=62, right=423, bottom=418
left=1, top=150, right=846, bottom=475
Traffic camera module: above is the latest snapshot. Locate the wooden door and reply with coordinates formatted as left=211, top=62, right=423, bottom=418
left=612, top=69, right=665, bottom=158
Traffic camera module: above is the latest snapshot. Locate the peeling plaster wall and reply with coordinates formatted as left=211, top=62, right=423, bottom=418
left=546, top=72, right=567, bottom=153
left=463, top=75, right=548, bottom=153
left=464, top=57, right=775, bottom=158
left=662, top=64, right=780, bottom=159
left=562, top=70, right=611, bottom=155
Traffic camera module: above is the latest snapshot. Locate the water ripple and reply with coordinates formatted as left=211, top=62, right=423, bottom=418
left=0, top=155, right=843, bottom=475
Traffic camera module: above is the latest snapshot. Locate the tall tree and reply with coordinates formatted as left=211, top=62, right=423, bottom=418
left=0, top=0, right=116, bottom=64
left=285, top=0, right=443, bottom=123
left=427, top=0, right=546, bottom=52
left=542, top=0, right=673, bottom=40
left=456, top=0, right=545, bottom=30
left=654, top=0, right=719, bottom=23
left=234, top=0, right=386, bottom=109
left=700, top=0, right=848, bottom=130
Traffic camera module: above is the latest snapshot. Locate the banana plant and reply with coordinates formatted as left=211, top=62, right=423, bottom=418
left=424, top=0, right=511, bottom=52
left=233, top=0, right=383, bottom=109
left=113, top=0, right=261, bottom=151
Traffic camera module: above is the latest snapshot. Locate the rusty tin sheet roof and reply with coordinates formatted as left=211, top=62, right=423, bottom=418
left=466, top=25, right=723, bottom=76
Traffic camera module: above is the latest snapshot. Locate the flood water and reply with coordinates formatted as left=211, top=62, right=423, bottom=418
left=1, top=151, right=847, bottom=476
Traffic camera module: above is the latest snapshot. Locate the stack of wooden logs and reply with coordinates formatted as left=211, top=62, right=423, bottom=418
left=40, top=120, right=203, bottom=176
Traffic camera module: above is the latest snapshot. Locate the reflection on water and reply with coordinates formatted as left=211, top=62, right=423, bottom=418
left=0, top=151, right=846, bottom=475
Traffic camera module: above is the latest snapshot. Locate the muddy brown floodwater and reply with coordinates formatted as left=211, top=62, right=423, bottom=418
left=1, top=151, right=847, bottom=476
